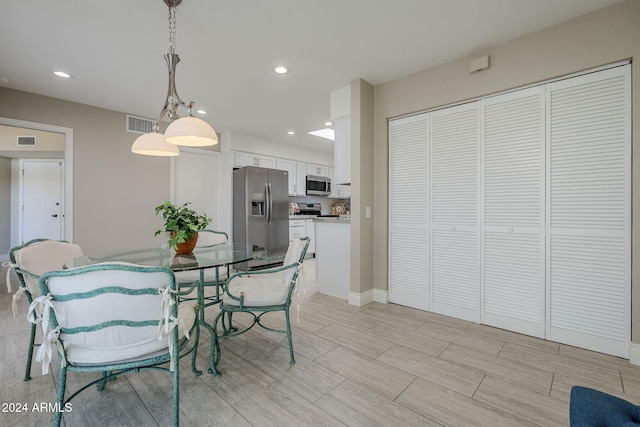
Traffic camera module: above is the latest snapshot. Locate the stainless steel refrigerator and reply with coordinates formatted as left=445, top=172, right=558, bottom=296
left=233, top=166, right=289, bottom=269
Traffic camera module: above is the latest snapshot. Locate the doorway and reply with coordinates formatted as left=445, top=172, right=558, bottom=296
left=0, top=117, right=73, bottom=259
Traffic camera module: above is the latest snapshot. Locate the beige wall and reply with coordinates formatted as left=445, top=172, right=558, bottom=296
left=350, top=79, right=375, bottom=295
left=373, top=0, right=640, bottom=341
left=0, top=88, right=171, bottom=254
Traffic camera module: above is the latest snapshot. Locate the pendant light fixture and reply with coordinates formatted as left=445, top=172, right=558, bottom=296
left=132, top=0, right=218, bottom=156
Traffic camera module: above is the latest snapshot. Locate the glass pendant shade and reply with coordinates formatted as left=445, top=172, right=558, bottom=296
left=131, top=132, right=180, bottom=156
left=164, top=116, right=219, bottom=146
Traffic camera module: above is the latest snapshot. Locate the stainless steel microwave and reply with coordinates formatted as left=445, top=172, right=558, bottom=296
left=306, top=175, right=331, bottom=196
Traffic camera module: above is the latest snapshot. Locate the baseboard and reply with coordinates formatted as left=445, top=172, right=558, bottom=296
left=628, top=342, right=640, bottom=366
left=374, top=289, right=388, bottom=304
left=348, top=289, right=374, bottom=307
left=348, top=288, right=389, bottom=306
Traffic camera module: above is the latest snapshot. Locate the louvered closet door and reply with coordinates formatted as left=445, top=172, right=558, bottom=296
left=431, top=103, right=480, bottom=322
left=547, top=66, right=630, bottom=358
left=388, top=114, right=429, bottom=310
left=482, top=87, right=546, bottom=338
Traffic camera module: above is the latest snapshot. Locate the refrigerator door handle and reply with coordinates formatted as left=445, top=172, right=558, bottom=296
left=264, top=182, right=270, bottom=224
left=267, top=182, right=273, bottom=224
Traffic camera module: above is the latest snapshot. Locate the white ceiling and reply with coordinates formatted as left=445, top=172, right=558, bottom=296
left=0, top=0, right=625, bottom=155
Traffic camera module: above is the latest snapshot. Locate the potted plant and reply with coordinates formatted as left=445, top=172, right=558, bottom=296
left=154, top=201, right=211, bottom=253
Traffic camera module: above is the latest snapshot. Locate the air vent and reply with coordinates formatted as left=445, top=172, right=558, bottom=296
left=126, top=114, right=154, bottom=134
left=17, top=136, right=36, bottom=146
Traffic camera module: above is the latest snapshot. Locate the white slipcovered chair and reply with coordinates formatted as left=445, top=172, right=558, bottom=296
left=210, top=237, right=310, bottom=376
left=28, top=262, right=198, bottom=427
left=6, top=239, right=84, bottom=381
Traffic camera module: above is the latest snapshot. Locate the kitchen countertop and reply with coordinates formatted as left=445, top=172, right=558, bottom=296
left=313, top=217, right=350, bottom=224
left=289, top=215, right=319, bottom=220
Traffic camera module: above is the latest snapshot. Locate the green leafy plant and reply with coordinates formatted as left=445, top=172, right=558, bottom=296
left=154, top=201, right=211, bottom=249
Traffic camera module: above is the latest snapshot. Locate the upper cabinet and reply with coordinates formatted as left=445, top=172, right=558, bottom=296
left=333, top=116, right=351, bottom=185
left=276, top=158, right=298, bottom=196
left=234, top=152, right=276, bottom=169
left=306, top=163, right=330, bottom=177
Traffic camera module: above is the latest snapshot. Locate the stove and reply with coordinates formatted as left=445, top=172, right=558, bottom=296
left=294, top=202, right=321, bottom=216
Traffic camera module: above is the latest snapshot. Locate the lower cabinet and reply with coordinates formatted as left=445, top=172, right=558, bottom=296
left=305, top=219, right=316, bottom=255
left=288, top=219, right=316, bottom=256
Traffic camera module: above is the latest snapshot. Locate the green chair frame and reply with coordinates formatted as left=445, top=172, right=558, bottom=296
left=9, top=238, right=81, bottom=381
left=210, top=237, right=310, bottom=376
left=32, top=263, right=199, bottom=427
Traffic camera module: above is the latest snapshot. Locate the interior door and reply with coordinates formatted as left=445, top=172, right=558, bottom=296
left=430, top=102, right=481, bottom=323
left=481, top=87, right=546, bottom=338
left=21, top=160, right=63, bottom=243
left=388, top=114, right=430, bottom=310
left=546, top=65, right=630, bottom=358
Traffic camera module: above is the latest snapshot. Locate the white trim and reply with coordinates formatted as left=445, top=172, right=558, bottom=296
left=373, top=288, right=388, bottom=304
left=628, top=342, right=640, bottom=366
left=348, top=289, right=374, bottom=307
left=0, top=117, right=73, bottom=243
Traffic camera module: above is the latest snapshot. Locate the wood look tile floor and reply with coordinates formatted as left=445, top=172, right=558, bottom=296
left=2, top=259, right=640, bottom=426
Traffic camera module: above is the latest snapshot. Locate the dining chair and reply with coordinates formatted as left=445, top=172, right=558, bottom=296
left=210, top=236, right=310, bottom=376
left=29, top=263, right=198, bottom=427
left=173, top=229, right=230, bottom=304
left=7, top=238, right=84, bottom=381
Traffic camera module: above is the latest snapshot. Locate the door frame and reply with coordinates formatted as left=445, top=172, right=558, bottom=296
left=0, top=117, right=73, bottom=248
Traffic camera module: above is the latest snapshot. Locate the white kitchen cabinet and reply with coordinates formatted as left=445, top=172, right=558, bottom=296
left=235, top=152, right=276, bottom=169
left=305, top=219, right=316, bottom=255
left=306, top=163, right=330, bottom=177
left=289, top=219, right=306, bottom=241
left=316, top=221, right=350, bottom=299
left=295, top=162, right=307, bottom=196
left=333, top=116, right=351, bottom=185
left=333, top=185, right=351, bottom=198
left=276, top=158, right=297, bottom=196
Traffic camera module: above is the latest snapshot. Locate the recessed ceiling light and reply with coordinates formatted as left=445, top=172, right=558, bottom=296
left=308, top=128, right=335, bottom=141
left=324, top=121, right=333, bottom=126
left=275, top=66, right=288, bottom=74
left=196, top=109, right=207, bottom=115
left=287, top=131, right=295, bottom=135
left=53, top=71, right=71, bottom=79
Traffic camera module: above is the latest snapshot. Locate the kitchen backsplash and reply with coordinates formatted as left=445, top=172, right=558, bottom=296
left=289, top=196, right=349, bottom=215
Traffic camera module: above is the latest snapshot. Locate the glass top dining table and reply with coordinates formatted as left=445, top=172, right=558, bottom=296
left=64, top=243, right=263, bottom=272
left=64, top=242, right=264, bottom=376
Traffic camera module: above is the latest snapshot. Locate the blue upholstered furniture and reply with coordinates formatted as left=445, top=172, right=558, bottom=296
left=8, top=239, right=84, bottom=381
left=210, top=237, right=310, bottom=376
left=570, top=386, right=640, bottom=426
left=29, top=263, right=198, bottom=427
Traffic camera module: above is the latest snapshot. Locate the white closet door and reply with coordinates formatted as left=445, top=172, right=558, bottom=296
left=430, top=103, right=480, bottom=322
left=547, top=66, right=630, bottom=358
left=482, top=87, right=546, bottom=338
left=388, top=114, right=429, bottom=310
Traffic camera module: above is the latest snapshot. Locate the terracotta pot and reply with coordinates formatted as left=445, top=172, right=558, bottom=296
left=175, top=231, right=198, bottom=254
